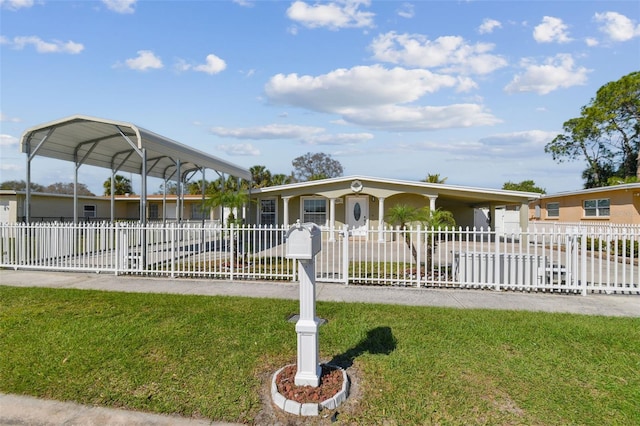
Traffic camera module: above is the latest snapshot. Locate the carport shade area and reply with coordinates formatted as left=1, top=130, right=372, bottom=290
left=20, top=115, right=251, bottom=223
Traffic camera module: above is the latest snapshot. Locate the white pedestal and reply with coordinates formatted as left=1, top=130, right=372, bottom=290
left=295, top=319, right=321, bottom=386
left=294, top=259, right=321, bottom=387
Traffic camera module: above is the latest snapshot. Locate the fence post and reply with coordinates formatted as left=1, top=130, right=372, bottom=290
left=170, top=222, right=176, bottom=278
left=114, top=222, right=120, bottom=275
left=416, top=226, right=422, bottom=288
left=494, top=229, right=501, bottom=291
left=229, top=224, right=235, bottom=281
left=342, top=224, right=349, bottom=285
left=580, top=229, right=587, bottom=296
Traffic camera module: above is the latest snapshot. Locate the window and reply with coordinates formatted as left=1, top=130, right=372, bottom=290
left=259, top=199, right=276, bottom=226
left=83, top=205, right=96, bottom=219
left=149, top=203, right=159, bottom=220
left=546, top=202, right=559, bottom=218
left=191, top=203, right=209, bottom=220
left=584, top=198, right=610, bottom=217
left=302, top=197, right=327, bottom=226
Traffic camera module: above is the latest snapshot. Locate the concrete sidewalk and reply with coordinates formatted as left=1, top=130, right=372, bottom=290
left=0, top=393, right=234, bottom=426
left=0, top=269, right=638, bottom=425
left=2, top=269, right=639, bottom=317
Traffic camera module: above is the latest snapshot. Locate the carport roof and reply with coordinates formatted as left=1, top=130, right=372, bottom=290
left=20, top=115, right=251, bottom=181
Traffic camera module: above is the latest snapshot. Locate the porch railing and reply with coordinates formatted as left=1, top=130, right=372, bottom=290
left=1, top=221, right=638, bottom=295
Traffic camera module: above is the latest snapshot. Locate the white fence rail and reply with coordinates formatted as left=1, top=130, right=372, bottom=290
left=1, top=222, right=638, bottom=295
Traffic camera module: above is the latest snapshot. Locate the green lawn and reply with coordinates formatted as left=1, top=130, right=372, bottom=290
left=1, top=286, right=638, bottom=425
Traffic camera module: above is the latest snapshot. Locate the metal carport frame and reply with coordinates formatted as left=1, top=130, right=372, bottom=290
left=20, top=114, right=251, bottom=224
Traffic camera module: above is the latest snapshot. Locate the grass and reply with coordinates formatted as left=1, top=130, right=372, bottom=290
left=1, top=286, right=639, bottom=425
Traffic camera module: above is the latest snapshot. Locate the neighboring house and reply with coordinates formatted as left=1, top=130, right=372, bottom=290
left=529, top=183, right=640, bottom=224
left=248, top=175, right=540, bottom=235
left=0, top=191, right=219, bottom=223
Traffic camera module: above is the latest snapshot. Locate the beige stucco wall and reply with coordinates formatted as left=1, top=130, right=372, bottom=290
left=258, top=192, right=465, bottom=228
left=2, top=193, right=114, bottom=222
left=530, top=187, right=640, bottom=224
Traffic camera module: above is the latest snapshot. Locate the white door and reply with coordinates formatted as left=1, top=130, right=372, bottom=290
left=346, top=196, right=369, bottom=236
left=0, top=202, right=9, bottom=223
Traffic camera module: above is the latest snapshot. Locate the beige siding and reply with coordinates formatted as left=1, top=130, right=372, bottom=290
left=531, top=187, right=640, bottom=224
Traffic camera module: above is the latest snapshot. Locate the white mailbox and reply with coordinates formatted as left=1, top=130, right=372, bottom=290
left=285, top=221, right=322, bottom=260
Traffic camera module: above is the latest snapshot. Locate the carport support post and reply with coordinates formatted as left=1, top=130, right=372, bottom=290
left=295, top=258, right=321, bottom=387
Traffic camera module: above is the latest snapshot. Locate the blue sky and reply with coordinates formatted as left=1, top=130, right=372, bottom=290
left=1, top=0, right=639, bottom=195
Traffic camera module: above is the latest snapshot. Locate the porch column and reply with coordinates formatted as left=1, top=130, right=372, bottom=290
left=378, top=197, right=385, bottom=242
left=489, top=205, right=497, bottom=230
left=175, top=160, right=181, bottom=223
left=427, top=195, right=438, bottom=212
left=283, top=197, right=291, bottom=227
left=519, top=202, right=529, bottom=245
left=329, top=198, right=336, bottom=241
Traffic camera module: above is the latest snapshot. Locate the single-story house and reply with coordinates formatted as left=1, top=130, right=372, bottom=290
left=0, top=191, right=220, bottom=223
left=2, top=176, right=542, bottom=232
left=248, top=175, right=541, bottom=235
left=529, top=183, right=640, bottom=224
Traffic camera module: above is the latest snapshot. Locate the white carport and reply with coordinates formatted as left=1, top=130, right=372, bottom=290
left=20, top=115, right=251, bottom=223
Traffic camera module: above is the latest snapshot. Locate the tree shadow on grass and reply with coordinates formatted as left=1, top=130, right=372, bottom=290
left=328, top=326, right=397, bottom=369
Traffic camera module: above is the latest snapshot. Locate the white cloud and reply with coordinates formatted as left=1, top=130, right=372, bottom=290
left=233, top=0, right=254, bottom=7
left=303, top=132, right=373, bottom=145
left=217, top=143, right=260, bottom=156
left=0, top=0, right=33, bottom=10
left=0, top=162, right=21, bottom=171
left=102, top=0, right=136, bottom=14
left=533, top=16, right=572, bottom=43
left=504, top=54, right=590, bottom=95
left=266, top=65, right=458, bottom=111
left=211, top=124, right=324, bottom=140
left=369, top=32, right=507, bottom=75
left=397, top=3, right=414, bottom=19
left=0, top=134, right=19, bottom=147
left=478, top=18, right=501, bottom=34
left=594, top=11, right=640, bottom=42
left=211, top=123, right=373, bottom=146
left=123, top=50, right=163, bottom=71
left=193, top=54, right=227, bottom=75
left=478, top=130, right=557, bottom=155
left=286, top=0, right=374, bottom=30
left=176, top=54, right=227, bottom=75
left=410, top=130, right=557, bottom=159
left=341, top=104, right=501, bottom=131
left=265, top=64, right=500, bottom=131
left=174, top=59, right=191, bottom=73
left=0, top=112, right=21, bottom=123
left=1, top=35, right=84, bottom=54
left=585, top=37, right=599, bottom=47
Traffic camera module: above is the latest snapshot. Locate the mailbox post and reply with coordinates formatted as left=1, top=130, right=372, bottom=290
left=285, top=220, right=322, bottom=387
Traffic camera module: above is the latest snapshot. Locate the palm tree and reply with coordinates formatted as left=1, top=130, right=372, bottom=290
left=103, top=175, right=133, bottom=195
left=270, top=173, right=293, bottom=186
left=205, top=189, right=248, bottom=226
left=248, top=165, right=272, bottom=188
left=386, top=205, right=456, bottom=269
left=385, top=204, right=430, bottom=262
left=422, top=173, right=447, bottom=184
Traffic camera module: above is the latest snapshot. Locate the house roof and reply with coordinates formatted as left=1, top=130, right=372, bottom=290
left=537, top=183, right=640, bottom=199
left=20, top=115, right=251, bottom=182
left=251, top=175, right=541, bottom=206
left=0, top=190, right=207, bottom=202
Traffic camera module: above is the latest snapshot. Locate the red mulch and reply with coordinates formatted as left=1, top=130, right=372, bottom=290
left=275, top=364, right=343, bottom=404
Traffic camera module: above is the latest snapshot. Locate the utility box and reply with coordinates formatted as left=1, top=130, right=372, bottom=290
left=285, top=222, right=322, bottom=260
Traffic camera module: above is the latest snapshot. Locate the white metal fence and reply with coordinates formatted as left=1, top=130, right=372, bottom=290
left=1, top=221, right=639, bottom=295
